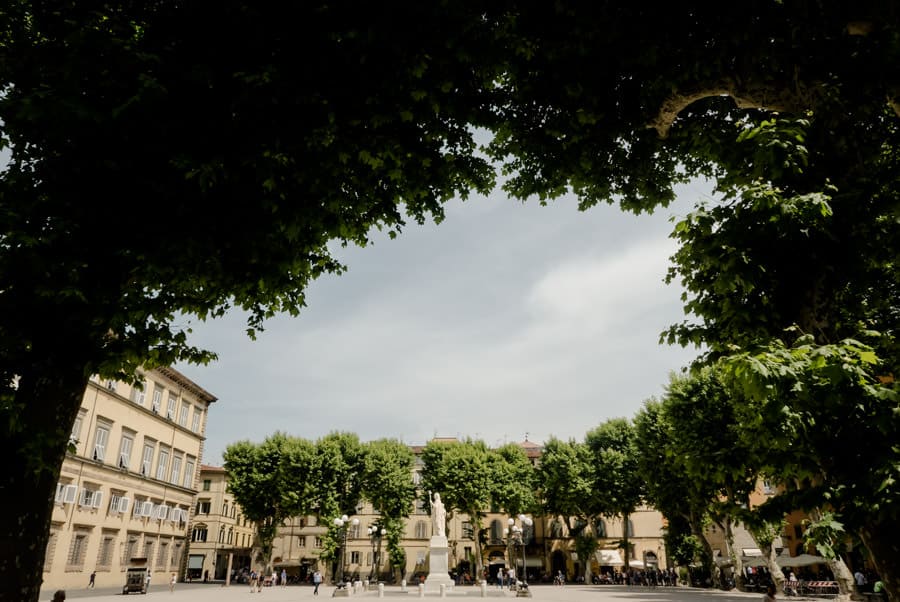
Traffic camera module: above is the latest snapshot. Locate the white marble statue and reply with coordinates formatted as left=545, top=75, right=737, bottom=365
left=431, top=492, right=446, bottom=537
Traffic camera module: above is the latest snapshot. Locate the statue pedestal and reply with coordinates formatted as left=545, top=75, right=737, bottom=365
left=424, top=536, right=454, bottom=591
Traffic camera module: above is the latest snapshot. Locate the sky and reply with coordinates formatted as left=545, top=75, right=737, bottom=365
left=176, top=179, right=713, bottom=465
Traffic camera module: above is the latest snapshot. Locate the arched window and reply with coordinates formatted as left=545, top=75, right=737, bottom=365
left=227, top=528, right=233, bottom=544
left=218, top=526, right=225, bottom=544
left=223, top=502, right=228, bottom=516
left=550, top=519, right=565, bottom=539
left=594, top=519, right=607, bottom=538
left=415, top=521, right=428, bottom=539
left=626, top=519, right=635, bottom=538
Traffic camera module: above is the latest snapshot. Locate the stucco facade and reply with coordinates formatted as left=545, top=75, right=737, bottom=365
left=187, top=465, right=257, bottom=581
left=42, top=367, right=215, bottom=592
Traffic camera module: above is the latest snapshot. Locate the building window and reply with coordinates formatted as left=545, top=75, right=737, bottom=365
left=44, top=527, right=60, bottom=572
left=191, top=526, right=208, bottom=543
left=172, top=541, right=184, bottom=568
left=141, top=441, right=155, bottom=477
left=66, top=530, right=90, bottom=569
left=118, top=430, right=134, bottom=470
left=157, top=541, right=168, bottom=569
left=170, top=454, right=182, bottom=485
left=191, top=408, right=202, bottom=433
left=79, top=485, right=103, bottom=509
left=202, top=479, right=211, bottom=491
left=196, top=500, right=211, bottom=515
left=298, top=536, right=306, bottom=548
left=218, top=526, right=226, bottom=544
left=178, top=401, right=189, bottom=427
left=415, top=521, right=428, bottom=539
left=130, top=380, right=146, bottom=405
left=414, top=499, right=427, bottom=515
left=108, top=493, right=130, bottom=515
left=626, top=520, right=635, bottom=538
left=151, top=385, right=164, bottom=413
left=223, top=502, right=229, bottom=516
left=104, top=379, right=118, bottom=392
left=366, top=551, right=372, bottom=566
left=165, top=393, right=177, bottom=420
left=92, top=422, right=111, bottom=462
left=314, top=537, right=323, bottom=548
left=183, top=459, right=195, bottom=489
left=97, top=532, right=116, bottom=568
left=595, top=519, right=607, bottom=538
left=461, top=521, right=474, bottom=539
left=123, top=534, right=139, bottom=565
left=349, top=523, right=360, bottom=539
left=350, top=551, right=360, bottom=564
left=70, top=409, right=87, bottom=446
left=156, top=446, right=170, bottom=481
left=143, top=540, right=155, bottom=566
left=227, top=528, right=234, bottom=545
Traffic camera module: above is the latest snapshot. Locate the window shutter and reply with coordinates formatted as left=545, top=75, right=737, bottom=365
left=55, top=483, right=66, bottom=503
left=79, top=488, right=89, bottom=506
left=92, top=491, right=103, bottom=509
left=143, top=501, right=154, bottom=517
left=119, top=497, right=130, bottom=514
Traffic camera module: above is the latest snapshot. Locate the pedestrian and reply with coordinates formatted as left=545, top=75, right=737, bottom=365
left=88, top=570, right=96, bottom=589
left=313, top=569, right=322, bottom=595
left=763, top=583, right=777, bottom=602
left=170, top=572, right=176, bottom=593
left=282, top=568, right=287, bottom=587
left=497, top=570, right=504, bottom=589
left=52, top=591, right=66, bottom=602
left=145, top=571, right=152, bottom=592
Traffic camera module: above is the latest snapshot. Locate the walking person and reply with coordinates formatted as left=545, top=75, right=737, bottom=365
left=88, top=570, right=96, bottom=589
left=763, top=583, right=777, bottom=602
left=169, top=572, right=176, bottom=593
left=281, top=568, right=287, bottom=587
left=313, top=569, right=322, bottom=595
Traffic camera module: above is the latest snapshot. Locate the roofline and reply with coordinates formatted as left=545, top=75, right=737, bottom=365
left=156, top=366, right=218, bottom=404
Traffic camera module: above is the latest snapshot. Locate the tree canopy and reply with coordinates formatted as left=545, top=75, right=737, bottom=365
left=4, top=2, right=900, bottom=600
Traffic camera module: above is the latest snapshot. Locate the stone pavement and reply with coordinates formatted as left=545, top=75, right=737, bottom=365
left=38, top=583, right=769, bottom=602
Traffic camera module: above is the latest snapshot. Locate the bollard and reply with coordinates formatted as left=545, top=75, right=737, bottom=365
left=480, top=581, right=488, bottom=597
left=378, top=583, right=385, bottom=598
left=419, top=583, right=425, bottom=598
left=401, top=579, right=407, bottom=593
left=441, top=584, right=448, bottom=598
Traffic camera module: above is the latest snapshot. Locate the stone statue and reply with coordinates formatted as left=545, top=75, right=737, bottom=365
left=431, top=492, right=446, bottom=537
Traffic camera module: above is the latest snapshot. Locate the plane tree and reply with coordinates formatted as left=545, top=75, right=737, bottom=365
left=361, top=439, right=417, bottom=582
left=419, top=439, right=494, bottom=582
left=223, top=433, right=318, bottom=574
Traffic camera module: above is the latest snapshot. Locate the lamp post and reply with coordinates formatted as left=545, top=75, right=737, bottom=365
left=367, top=525, right=386, bottom=583
left=333, top=515, right=359, bottom=586
left=508, top=515, right=533, bottom=586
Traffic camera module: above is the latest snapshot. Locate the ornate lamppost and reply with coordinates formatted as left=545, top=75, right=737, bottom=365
left=508, top=514, right=534, bottom=592
left=333, top=515, right=359, bottom=587
left=366, top=525, right=386, bottom=583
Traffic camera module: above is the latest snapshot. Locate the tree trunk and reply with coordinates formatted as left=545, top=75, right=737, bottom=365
left=723, top=516, right=743, bottom=589
left=759, top=540, right=785, bottom=593
left=807, top=509, right=854, bottom=599
left=690, top=514, right=719, bottom=588
left=0, top=361, right=89, bottom=602
left=622, top=512, right=630, bottom=570
left=859, top=524, right=899, bottom=602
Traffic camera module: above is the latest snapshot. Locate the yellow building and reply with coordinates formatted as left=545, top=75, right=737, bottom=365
left=269, top=440, right=667, bottom=584
left=187, top=465, right=257, bottom=582
left=43, top=367, right=215, bottom=592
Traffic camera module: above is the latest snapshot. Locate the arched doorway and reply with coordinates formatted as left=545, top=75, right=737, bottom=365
left=551, top=550, right=567, bottom=580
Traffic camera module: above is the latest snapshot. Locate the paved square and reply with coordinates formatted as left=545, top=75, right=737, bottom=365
left=40, top=583, right=768, bottom=602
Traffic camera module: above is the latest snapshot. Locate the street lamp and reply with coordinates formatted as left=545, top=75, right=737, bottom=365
left=366, top=525, right=386, bottom=583
left=508, top=515, right=533, bottom=587
left=333, top=515, right=359, bottom=586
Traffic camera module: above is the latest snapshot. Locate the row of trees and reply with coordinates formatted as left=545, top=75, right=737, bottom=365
left=223, top=425, right=645, bottom=584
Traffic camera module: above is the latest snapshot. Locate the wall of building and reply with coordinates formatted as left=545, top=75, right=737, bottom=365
left=42, top=368, right=215, bottom=592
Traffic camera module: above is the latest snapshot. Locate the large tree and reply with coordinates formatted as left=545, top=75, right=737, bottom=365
left=223, top=433, right=317, bottom=574
left=361, top=439, right=417, bottom=582
left=4, top=3, right=900, bottom=600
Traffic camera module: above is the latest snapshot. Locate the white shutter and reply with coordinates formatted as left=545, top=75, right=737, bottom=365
left=64, top=485, right=78, bottom=504
left=55, top=483, right=65, bottom=503
left=119, top=497, right=131, bottom=514
left=79, top=488, right=90, bottom=506
left=109, top=494, right=121, bottom=514
left=92, top=491, right=104, bottom=509
left=156, top=505, right=169, bottom=520
left=142, top=501, right=154, bottom=517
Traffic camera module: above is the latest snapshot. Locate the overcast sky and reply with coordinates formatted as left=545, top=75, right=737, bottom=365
left=176, top=180, right=713, bottom=464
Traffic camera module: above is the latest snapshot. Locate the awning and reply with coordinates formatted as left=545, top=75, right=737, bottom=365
left=188, top=555, right=204, bottom=569
left=628, top=559, right=645, bottom=569
left=743, top=548, right=763, bottom=557
left=515, top=558, right=544, bottom=568
left=595, top=549, right=624, bottom=566
left=777, top=553, right=826, bottom=568
left=274, top=559, right=303, bottom=567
